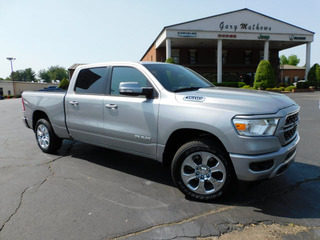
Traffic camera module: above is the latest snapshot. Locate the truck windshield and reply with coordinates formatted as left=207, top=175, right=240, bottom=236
left=142, top=63, right=213, bottom=92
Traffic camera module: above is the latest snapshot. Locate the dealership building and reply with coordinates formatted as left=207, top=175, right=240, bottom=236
left=141, top=9, right=314, bottom=84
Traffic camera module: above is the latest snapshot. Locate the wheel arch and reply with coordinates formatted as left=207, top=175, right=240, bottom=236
left=162, top=128, right=230, bottom=168
left=32, top=110, right=50, bottom=130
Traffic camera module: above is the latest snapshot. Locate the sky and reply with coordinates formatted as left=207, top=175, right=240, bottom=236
left=1, top=0, right=319, bottom=79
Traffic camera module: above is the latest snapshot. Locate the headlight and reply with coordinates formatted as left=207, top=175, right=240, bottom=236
left=232, top=118, right=279, bottom=136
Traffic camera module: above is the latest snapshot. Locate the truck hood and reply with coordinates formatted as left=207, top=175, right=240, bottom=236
left=175, top=87, right=297, bottom=115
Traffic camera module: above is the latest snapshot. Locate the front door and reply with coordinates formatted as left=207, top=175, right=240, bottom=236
left=103, top=66, right=159, bottom=158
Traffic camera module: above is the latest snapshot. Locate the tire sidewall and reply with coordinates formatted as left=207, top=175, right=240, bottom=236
left=35, top=119, right=60, bottom=153
left=171, top=140, right=233, bottom=201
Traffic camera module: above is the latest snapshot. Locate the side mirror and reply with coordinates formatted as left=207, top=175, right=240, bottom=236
left=119, top=82, right=154, bottom=98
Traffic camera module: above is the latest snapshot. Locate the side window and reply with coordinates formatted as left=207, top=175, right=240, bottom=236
left=111, top=67, right=150, bottom=95
left=75, top=67, right=108, bottom=94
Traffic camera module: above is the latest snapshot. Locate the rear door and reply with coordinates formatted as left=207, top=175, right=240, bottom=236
left=65, top=67, right=109, bottom=145
left=103, top=65, right=159, bottom=158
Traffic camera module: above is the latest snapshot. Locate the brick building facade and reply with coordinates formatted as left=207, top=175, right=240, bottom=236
left=141, top=9, right=314, bottom=85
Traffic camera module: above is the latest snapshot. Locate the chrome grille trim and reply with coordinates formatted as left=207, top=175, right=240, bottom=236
left=283, top=112, right=299, bottom=142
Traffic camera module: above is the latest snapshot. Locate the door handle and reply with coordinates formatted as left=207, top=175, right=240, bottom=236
left=105, top=104, right=118, bottom=109
left=69, top=101, right=79, bottom=106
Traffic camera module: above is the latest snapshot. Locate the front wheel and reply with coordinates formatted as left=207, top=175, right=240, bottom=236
left=171, top=139, right=234, bottom=201
left=35, top=119, right=62, bottom=153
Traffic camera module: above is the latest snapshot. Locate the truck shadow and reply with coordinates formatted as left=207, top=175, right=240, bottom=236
left=58, top=140, right=174, bottom=187
left=58, top=140, right=320, bottom=220
left=213, top=161, right=320, bottom=220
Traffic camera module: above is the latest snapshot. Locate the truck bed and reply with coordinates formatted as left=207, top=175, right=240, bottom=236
left=22, top=91, right=70, bottom=139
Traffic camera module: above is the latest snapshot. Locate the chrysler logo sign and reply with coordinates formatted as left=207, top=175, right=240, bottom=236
left=178, top=32, right=197, bottom=37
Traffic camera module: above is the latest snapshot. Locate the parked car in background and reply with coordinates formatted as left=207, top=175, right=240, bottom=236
left=293, top=80, right=306, bottom=86
left=38, top=86, right=62, bottom=91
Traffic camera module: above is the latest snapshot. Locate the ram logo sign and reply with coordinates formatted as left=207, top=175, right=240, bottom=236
left=183, top=96, right=205, bottom=102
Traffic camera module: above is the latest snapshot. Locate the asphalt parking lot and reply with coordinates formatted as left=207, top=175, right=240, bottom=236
left=0, top=92, right=319, bottom=240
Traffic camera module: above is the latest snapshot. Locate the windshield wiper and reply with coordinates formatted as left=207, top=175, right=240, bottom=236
left=173, top=87, right=201, bottom=93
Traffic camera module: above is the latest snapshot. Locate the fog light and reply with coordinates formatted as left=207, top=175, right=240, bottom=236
left=249, top=160, right=274, bottom=172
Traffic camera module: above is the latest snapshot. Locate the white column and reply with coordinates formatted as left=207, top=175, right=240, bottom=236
left=264, top=41, right=269, bottom=61
left=166, top=38, right=171, bottom=60
left=217, top=39, right=222, bottom=83
left=305, top=42, right=311, bottom=80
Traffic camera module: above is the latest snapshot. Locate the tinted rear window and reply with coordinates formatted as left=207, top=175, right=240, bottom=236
left=75, top=67, right=108, bottom=94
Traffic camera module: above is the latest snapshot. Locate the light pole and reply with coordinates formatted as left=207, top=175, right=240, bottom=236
left=6, top=57, right=16, bottom=96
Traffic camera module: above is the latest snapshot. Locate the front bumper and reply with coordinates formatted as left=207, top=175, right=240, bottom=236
left=229, top=132, right=300, bottom=181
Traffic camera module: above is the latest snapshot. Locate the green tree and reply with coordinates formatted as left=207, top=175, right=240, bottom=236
left=280, top=54, right=300, bottom=66
left=280, top=55, right=288, bottom=65
left=11, top=68, right=36, bottom=82
left=287, top=55, right=300, bottom=66
left=254, top=60, right=277, bottom=89
left=39, top=69, right=51, bottom=82
left=39, top=66, right=68, bottom=82
left=307, top=63, right=320, bottom=88
left=58, top=78, right=69, bottom=90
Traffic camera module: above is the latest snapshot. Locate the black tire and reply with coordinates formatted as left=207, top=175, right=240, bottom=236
left=35, top=119, right=62, bottom=153
left=171, top=139, right=234, bottom=201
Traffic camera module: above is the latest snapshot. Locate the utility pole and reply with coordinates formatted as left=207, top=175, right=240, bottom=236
left=6, top=57, right=16, bottom=96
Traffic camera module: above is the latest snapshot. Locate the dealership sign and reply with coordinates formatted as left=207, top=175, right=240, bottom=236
left=258, top=34, right=270, bottom=40
left=219, top=22, right=272, bottom=32
left=178, top=32, right=197, bottom=37
left=289, top=35, right=306, bottom=41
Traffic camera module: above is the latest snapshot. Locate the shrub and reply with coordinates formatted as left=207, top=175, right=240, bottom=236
left=285, top=86, right=297, bottom=92
left=165, top=57, right=175, bottom=64
left=279, top=87, right=285, bottom=91
left=307, top=63, right=320, bottom=88
left=254, top=60, right=277, bottom=89
left=266, top=88, right=281, bottom=91
left=238, top=82, right=246, bottom=88
left=59, top=78, right=70, bottom=90
left=241, top=85, right=255, bottom=89
left=278, top=82, right=288, bottom=88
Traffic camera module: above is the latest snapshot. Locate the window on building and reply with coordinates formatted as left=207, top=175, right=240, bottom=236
left=172, top=49, right=180, bottom=64
left=75, top=67, right=108, bottom=94
left=245, top=50, right=253, bottom=64
left=294, top=76, right=300, bottom=82
left=110, top=67, right=150, bottom=96
left=189, top=50, right=196, bottom=64
left=8, top=90, right=11, bottom=95
left=284, top=76, right=290, bottom=83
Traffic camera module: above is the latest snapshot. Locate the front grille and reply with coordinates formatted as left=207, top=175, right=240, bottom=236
left=284, top=125, right=297, bottom=141
left=283, top=112, right=299, bottom=142
left=285, top=112, right=299, bottom=125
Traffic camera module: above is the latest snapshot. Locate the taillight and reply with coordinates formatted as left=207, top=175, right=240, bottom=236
left=22, top=97, right=25, bottom=111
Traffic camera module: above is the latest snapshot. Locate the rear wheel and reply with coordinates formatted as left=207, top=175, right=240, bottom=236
left=171, top=139, right=234, bottom=201
left=35, top=119, right=62, bottom=153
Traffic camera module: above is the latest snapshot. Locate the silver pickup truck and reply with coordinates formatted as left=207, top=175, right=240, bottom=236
left=22, top=62, right=300, bottom=201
